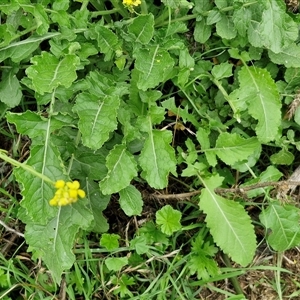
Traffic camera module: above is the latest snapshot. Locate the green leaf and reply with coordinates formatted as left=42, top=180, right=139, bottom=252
left=85, top=181, right=110, bottom=233
left=199, top=174, right=256, bottom=266
left=100, top=144, right=137, bottom=195
left=100, top=233, right=120, bottom=251
left=258, top=1, right=298, bottom=53
left=270, top=149, right=294, bottom=165
left=6, top=111, right=67, bottom=140
left=156, top=205, right=182, bottom=235
left=269, top=44, right=300, bottom=68
left=128, top=14, right=154, bottom=45
left=119, top=185, right=143, bottom=216
left=188, top=237, right=219, bottom=281
left=204, top=133, right=260, bottom=167
left=139, top=130, right=177, bottom=189
left=105, top=257, right=128, bottom=272
left=25, top=202, right=93, bottom=284
left=260, top=202, right=300, bottom=251
left=241, top=166, right=282, bottom=198
left=139, top=221, right=169, bottom=245
left=26, top=52, right=79, bottom=95
left=73, top=93, right=120, bottom=150
left=71, top=148, right=108, bottom=181
left=130, top=236, right=149, bottom=255
left=92, top=24, right=119, bottom=61
left=206, top=10, right=222, bottom=25
left=161, top=0, right=193, bottom=9
left=194, top=19, right=211, bottom=44
left=0, top=69, right=22, bottom=108
left=14, top=144, right=67, bottom=224
left=23, top=4, right=49, bottom=35
left=134, top=45, right=174, bottom=91
left=211, top=62, right=233, bottom=80
left=229, top=66, right=281, bottom=143
left=0, top=33, right=59, bottom=63
left=216, top=14, right=237, bottom=40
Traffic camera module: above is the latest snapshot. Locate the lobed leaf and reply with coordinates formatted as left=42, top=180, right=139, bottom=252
left=156, top=205, right=182, bottom=236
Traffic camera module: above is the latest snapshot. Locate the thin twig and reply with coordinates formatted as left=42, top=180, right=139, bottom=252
left=151, top=180, right=300, bottom=200
left=0, top=219, right=24, bottom=238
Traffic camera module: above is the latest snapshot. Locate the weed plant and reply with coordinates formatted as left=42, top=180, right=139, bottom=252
left=1, top=0, right=300, bottom=299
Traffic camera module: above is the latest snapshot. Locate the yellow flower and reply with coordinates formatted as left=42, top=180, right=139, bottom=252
left=123, top=0, right=141, bottom=8
left=49, top=180, right=86, bottom=206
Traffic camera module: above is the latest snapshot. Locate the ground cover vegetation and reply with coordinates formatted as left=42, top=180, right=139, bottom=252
left=1, top=0, right=300, bottom=299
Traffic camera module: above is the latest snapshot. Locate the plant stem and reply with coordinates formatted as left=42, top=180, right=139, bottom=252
left=209, top=74, right=241, bottom=122
left=140, top=0, right=148, bottom=14
left=222, top=253, right=245, bottom=296
left=90, top=8, right=120, bottom=18
left=155, top=14, right=197, bottom=27
left=0, top=150, right=55, bottom=185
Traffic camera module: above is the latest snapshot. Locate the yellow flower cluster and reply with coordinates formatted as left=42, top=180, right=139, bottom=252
left=49, top=180, right=86, bottom=206
left=123, top=0, right=141, bottom=7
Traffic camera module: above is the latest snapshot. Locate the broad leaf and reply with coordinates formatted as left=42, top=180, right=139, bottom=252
left=26, top=52, right=79, bottom=95
left=92, top=24, right=119, bottom=61
left=100, top=233, right=120, bottom=251
left=14, top=144, right=67, bottom=224
left=156, top=205, right=182, bottom=235
left=229, top=66, right=281, bottom=143
left=25, top=202, right=93, bottom=284
left=211, top=62, right=233, bottom=80
left=119, top=185, right=143, bottom=216
left=130, top=236, right=149, bottom=255
left=216, top=14, right=237, bottom=40
left=204, top=133, right=260, bottom=167
left=260, top=202, right=300, bottom=251
left=258, top=1, right=297, bottom=53
left=100, top=144, right=137, bottom=195
left=194, top=19, right=211, bottom=44
left=199, top=174, right=256, bottom=266
left=139, top=130, right=176, bottom=189
left=73, top=93, right=120, bottom=150
left=128, top=14, right=154, bottom=45
left=134, top=45, right=174, bottom=91
left=105, top=257, right=128, bottom=272
left=0, top=68, right=22, bottom=108
left=85, top=180, right=110, bottom=233
left=6, top=111, right=68, bottom=139
left=269, top=44, right=300, bottom=68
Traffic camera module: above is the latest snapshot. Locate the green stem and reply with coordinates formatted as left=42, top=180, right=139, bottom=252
left=154, top=7, right=169, bottom=25
left=110, top=0, right=129, bottom=18
left=222, top=253, right=245, bottom=296
left=0, top=150, right=55, bottom=185
left=155, top=14, right=197, bottom=27
left=209, top=74, right=241, bottom=122
left=90, top=8, right=120, bottom=18
left=140, top=0, right=148, bottom=14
